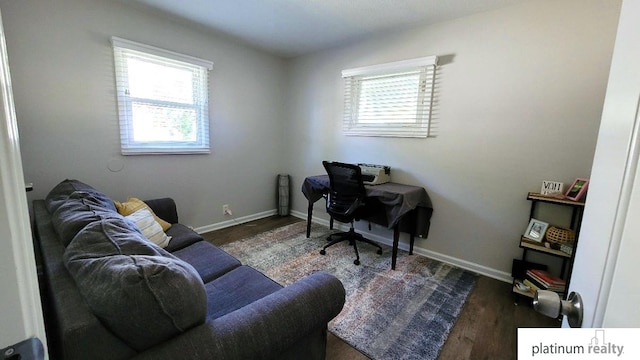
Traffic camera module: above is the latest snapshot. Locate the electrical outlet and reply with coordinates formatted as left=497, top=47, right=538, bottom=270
left=223, top=204, right=232, bottom=216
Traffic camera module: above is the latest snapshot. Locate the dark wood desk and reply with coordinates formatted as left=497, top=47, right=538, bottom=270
left=301, top=175, right=433, bottom=270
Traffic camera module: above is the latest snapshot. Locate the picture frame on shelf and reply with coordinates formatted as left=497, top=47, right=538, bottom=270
left=523, top=218, right=549, bottom=243
left=540, top=180, right=564, bottom=195
left=565, top=178, right=589, bottom=201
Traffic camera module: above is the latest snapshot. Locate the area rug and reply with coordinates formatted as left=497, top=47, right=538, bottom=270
left=219, top=222, right=477, bottom=360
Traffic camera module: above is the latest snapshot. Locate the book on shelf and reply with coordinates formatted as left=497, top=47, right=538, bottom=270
left=560, top=244, right=573, bottom=255
left=526, top=269, right=566, bottom=292
left=523, top=279, right=541, bottom=292
left=528, top=269, right=565, bottom=285
left=524, top=274, right=565, bottom=292
left=526, top=272, right=565, bottom=288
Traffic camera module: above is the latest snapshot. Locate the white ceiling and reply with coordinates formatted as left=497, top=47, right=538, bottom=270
left=124, top=0, right=531, bottom=58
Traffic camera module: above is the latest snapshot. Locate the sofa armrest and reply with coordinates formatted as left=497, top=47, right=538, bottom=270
left=143, top=198, right=179, bottom=224
left=132, top=272, right=345, bottom=360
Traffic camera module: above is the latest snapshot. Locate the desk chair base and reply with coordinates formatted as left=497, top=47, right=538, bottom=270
left=319, top=226, right=383, bottom=265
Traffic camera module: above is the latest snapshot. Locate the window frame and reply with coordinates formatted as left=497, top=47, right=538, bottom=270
left=342, top=56, right=438, bottom=138
left=111, top=37, right=213, bottom=155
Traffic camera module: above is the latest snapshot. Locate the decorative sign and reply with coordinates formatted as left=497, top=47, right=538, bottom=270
left=541, top=180, right=564, bottom=195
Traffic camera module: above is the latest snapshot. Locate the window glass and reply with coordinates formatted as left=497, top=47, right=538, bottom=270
left=112, top=37, right=212, bottom=154
left=342, top=57, right=437, bottom=138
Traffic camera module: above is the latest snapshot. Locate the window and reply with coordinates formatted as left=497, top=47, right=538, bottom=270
left=112, top=37, right=213, bottom=154
left=342, top=56, right=438, bottom=138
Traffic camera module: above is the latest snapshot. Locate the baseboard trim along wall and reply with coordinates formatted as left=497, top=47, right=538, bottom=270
left=194, top=209, right=278, bottom=234
left=196, top=209, right=512, bottom=284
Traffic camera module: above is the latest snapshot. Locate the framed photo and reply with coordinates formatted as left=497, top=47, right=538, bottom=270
left=565, top=178, right=589, bottom=201
left=523, top=218, right=549, bottom=243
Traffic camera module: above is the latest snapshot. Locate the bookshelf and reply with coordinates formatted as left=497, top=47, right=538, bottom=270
left=512, top=192, right=585, bottom=300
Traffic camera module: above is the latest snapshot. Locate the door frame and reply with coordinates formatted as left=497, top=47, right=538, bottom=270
left=0, top=9, right=47, bottom=348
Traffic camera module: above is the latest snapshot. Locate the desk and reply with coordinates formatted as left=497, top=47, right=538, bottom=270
left=302, top=175, right=433, bottom=269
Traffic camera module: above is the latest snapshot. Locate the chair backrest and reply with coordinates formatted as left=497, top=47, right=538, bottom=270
left=322, top=161, right=367, bottom=222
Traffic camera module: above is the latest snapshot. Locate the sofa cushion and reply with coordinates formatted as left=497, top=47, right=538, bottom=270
left=172, top=241, right=241, bottom=283
left=46, top=179, right=116, bottom=214
left=204, top=265, right=283, bottom=320
left=125, top=208, right=171, bottom=248
left=164, top=224, right=204, bottom=252
left=143, top=197, right=179, bottom=224
left=64, top=218, right=207, bottom=351
left=115, top=197, right=172, bottom=231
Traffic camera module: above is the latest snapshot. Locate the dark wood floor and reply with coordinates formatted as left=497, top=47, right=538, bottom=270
left=203, top=216, right=559, bottom=360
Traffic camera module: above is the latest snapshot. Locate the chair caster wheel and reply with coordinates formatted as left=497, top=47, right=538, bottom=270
left=354, top=259, right=360, bottom=265
left=320, top=250, right=326, bottom=255
left=377, top=249, right=382, bottom=255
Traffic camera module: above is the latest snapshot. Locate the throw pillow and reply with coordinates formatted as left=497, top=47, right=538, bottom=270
left=125, top=208, right=171, bottom=248
left=64, top=218, right=206, bottom=351
left=114, top=197, right=172, bottom=231
left=69, top=217, right=162, bottom=257
left=51, top=195, right=122, bottom=247
left=46, top=179, right=117, bottom=214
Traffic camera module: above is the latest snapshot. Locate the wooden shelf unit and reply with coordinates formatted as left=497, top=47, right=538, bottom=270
left=513, top=192, right=585, bottom=300
left=526, top=192, right=585, bottom=207
left=520, top=237, right=571, bottom=258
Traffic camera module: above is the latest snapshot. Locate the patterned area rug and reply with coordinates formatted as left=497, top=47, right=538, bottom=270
left=219, top=222, right=477, bottom=360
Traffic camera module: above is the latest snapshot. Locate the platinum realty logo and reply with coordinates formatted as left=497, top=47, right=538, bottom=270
left=518, top=328, right=639, bottom=359
left=531, top=330, right=623, bottom=356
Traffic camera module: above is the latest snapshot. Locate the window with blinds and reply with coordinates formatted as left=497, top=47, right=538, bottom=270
left=112, top=37, right=213, bottom=155
left=342, top=56, right=438, bottom=138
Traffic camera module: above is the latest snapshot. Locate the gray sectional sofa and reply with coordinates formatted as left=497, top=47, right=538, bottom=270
left=32, top=179, right=345, bottom=360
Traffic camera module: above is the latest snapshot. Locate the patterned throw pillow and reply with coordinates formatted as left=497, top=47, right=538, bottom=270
left=115, top=197, right=172, bottom=231
left=126, top=208, right=171, bottom=248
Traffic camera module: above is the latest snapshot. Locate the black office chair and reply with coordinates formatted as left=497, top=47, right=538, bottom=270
left=319, top=161, right=383, bottom=265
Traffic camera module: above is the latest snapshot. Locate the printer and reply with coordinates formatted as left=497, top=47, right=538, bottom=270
left=358, top=163, right=391, bottom=185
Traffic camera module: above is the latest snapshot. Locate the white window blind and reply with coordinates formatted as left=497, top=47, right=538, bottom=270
left=342, top=56, right=438, bottom=138
left=112, top=37, right=213, bottom=155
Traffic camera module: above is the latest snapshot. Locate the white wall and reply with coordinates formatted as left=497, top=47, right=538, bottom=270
left=285, top=0, right=621, bottom=278
left=0, top=0, right=288, bottom=229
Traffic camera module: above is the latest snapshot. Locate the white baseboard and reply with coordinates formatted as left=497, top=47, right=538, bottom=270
left=411, top=248, right=512, bottom=283
left=194, top=209, right=278, bottom=234
left=290, top=210, right=513, bottom=283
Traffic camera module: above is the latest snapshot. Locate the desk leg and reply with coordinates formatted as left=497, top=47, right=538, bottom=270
left=409, top=232, right=415, bottom=255
left=306, top=200, right=313, bottom=238
left=392, top=225, right=400, bottom=270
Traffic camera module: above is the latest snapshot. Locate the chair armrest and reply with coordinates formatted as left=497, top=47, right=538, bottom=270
left=133, top=272, right=345, bottom=360
left=143, top=198, right=179, bottom=224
